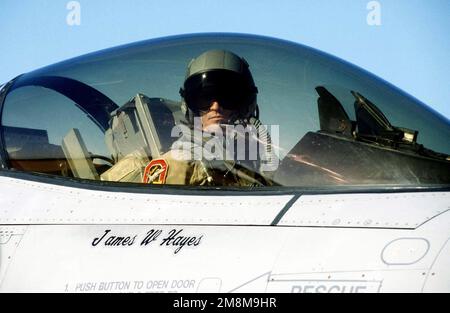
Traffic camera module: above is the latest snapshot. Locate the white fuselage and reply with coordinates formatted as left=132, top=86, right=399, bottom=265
left=0, top=175, right=449, bottom=293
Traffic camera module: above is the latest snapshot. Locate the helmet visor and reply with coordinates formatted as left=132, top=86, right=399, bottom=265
left=183, top=70, right=255, bottom=112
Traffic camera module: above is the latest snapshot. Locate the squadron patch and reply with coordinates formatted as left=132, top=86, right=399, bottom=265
left=143, top=159, right=169, bottom=184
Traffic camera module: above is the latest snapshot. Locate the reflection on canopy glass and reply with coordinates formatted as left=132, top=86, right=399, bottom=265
left=1, top=34, right=449, bottom=189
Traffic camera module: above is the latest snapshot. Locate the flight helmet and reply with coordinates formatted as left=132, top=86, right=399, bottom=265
left=179, top=49, right=259, bottom=124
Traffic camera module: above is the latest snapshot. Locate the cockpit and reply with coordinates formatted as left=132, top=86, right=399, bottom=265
left=1, top=33, right=449, bottom=189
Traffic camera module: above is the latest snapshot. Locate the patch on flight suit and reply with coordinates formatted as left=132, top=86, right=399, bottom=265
left=143, top=159, right=169, bottom=184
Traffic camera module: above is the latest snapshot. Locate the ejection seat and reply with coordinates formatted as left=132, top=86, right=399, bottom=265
left=100, top=94, right=184, bottom=183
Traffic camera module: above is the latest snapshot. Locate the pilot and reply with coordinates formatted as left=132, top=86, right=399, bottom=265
left=143, top=49, right=274, bottom=186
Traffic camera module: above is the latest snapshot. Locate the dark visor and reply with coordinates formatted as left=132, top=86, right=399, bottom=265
left=182, top=70, right=256, bottom=112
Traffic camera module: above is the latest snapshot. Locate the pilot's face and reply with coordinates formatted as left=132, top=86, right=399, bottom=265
left=200, top=100, right=234, bottom=130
